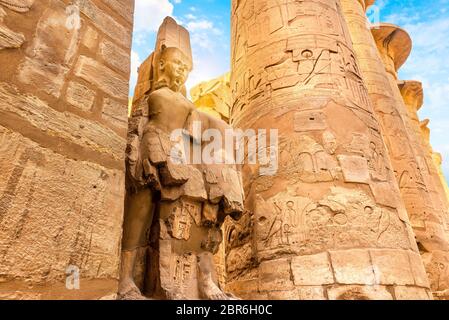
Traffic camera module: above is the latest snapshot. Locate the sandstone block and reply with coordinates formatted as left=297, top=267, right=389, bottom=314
left=327, top=285, right=393, bottom=300
left=102, top=0, right=134, bottom=24
left=370, top=249, right=415, bottom=286
left=291, top=253, right=334, bottom=286
left=0, top=83, right=126, bottom=165
left=74, top=55, right=128, bottom=100
left=337, top=155, right=370, bottom=184
left=408, top=251, right=431, bottom=288
left=259, top=259, right=294, bottom=292
left=297, top=286, right=326, bottom=300
left=82, top=26, right=98, bottom=51
left=18, top=5, right=80, bottom=98
left=394, top=286, right=431, bottom=300
left=330, top=249, right=376, bottom=285
left=99, top=38, right=130, bottom=74
left=66, top=81, right=95, bottom=112
left=102, top=98, right=128, bottom=130
left=78, top=0, right=131, bottom=49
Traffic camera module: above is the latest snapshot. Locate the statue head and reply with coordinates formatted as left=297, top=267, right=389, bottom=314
left=157, top=46, right=192, bottom=92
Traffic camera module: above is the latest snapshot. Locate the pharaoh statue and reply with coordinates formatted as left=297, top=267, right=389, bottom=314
left=118, top=17, right=244, bottom=300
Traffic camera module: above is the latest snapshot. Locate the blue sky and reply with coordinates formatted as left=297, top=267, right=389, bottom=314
left=130, top=0, right=449, bottom=179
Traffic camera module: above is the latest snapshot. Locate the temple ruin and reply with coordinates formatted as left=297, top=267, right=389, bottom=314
left=1, top=0, right=449, bottom=300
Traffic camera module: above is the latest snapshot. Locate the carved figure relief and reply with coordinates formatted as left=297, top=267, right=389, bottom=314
left=279, top=132, right=342, bottom=184
left=254, top=187, right=411, bottom=260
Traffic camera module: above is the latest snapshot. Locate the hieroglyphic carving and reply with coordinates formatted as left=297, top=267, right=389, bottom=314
left=278, top=132, right=342, bottom=184
left=230, top=0, right=425, bottom=299
left=349, top=129, right=392, bottom=183
left=254, top=187, right=410, bottom=261
left=341, top=0, right=448, bottom=298
left=165, top=199, right=202, bottom=241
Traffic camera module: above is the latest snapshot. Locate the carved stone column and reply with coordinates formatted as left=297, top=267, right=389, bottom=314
left=372, top=25, right=449, bottom=299
left=341, top=0, right=448, bottom=299
left=371, top=25, right=449, bottom=231
left=229, top=0, right=429, bottom=300
left=399, top=80, right=449, bottom=215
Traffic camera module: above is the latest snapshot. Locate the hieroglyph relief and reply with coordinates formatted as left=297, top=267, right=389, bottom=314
left=254, top=187, right=411, bottom=261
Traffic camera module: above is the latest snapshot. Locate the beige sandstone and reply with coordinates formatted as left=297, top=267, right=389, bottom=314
left=228, top=0, right=428, bottom=300
left=191, top=73, right=232, bottom=123
left=340, top=0, right=449, bottom=299
left=0, top=0, right=449, bottom=301
left=120, top=17, right=244, bottom=300
left=0, top=0, right=134, bottom=299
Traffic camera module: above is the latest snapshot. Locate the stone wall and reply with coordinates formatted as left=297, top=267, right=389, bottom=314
left=0, top=0, right=134, bottom=299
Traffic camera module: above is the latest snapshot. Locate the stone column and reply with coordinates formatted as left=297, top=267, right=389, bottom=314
left=371, top=24, right=449, bottom=236
left=229, top=0, right=429, bottom=300
left=340, top=0, right=448, bottom=298
left=372, top=24, right=449, bottom=299
left=399, top=80, right=449, bottom=215
left=0, top=0, right=134, bottom=299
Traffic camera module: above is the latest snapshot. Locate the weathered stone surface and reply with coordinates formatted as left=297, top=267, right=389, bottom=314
left=18, top=4, right=80, bottom=98
left=370, top=249, right=415, bottom=286
left=99, top=38, right=130, bottom=74
left=74, top=56, right=128, bottom=100
left=78, top=0, right=131, bottom=49
left=0, top=83, right=126, bottom=165
left=394, top=286, right=431, bottom=300
left=330, top=250, right=376, bottom=285
left=0, top=22, right=24, bottom=49
left=66, top=81, right=95, bottom=112
left=258, top=259, right=294, bottom=292
left=102, top=98, right=128, bottom=130
left=408, top=251, right=431, bottom=288
left=0, top=0, right=133, bottom=300
left=291, top=253, right=334, bottom=286
left=0, top=125, right=125, bottom=297
left=0, top=1, right=30, bottom=50
left=337, top=155, right=370, bottom=184
left=327, top=285, right=393, bottom=300
left=102, top=0, right=134, bottom=24
left=82, top=26, right=98, bottom=51
left=297, top=287, right=327, bottom=300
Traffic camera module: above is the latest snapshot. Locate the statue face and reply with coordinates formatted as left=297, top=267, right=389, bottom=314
left=159, top=47, right=192, bottom=89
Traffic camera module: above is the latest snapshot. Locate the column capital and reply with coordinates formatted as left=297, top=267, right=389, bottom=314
left=371, top=23, right=412, bottom=76
left=362, top=0, right=376, bottom=10
left=398, top=80, right=424, bottom=111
